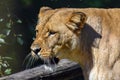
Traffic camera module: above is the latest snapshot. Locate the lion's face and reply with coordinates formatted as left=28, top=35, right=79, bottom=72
left=31, top=7, right=87, bottom=60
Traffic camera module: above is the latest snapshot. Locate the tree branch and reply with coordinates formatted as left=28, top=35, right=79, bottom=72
left=0, top=59, right=83, bottom=80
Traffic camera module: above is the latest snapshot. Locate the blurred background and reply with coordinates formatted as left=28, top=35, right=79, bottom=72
left=0, top=0, right=120, bottom=77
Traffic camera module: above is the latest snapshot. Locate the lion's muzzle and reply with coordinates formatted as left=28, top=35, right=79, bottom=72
left=31, top=44, right=41, bottom=56
left=31, top=43, right=53, bottom=59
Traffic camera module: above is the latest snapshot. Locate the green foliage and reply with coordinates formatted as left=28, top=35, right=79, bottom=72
left=4, top=68, right=12, bottom=75
left=21, top=0, right=33, bottom=6
left=0, top=7, right=24, bottom=76
left=0, top=56, right=12, bottom=77
left=17, top=37, right=24, bottom=45
left=17, top=19, right=22, bottom=24
left=0, top=13, right=23, bottom=47
left=20, top=0, right=120, bottom=8
left=0, top=19, right=4, bottom=22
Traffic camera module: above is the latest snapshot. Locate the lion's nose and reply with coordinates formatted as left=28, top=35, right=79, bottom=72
left=31, top=44, right=41, bottom=54
left=33, top=48, right=41, bottom=54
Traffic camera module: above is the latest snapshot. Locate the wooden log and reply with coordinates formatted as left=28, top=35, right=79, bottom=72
left=0, top=59, right=83, bottom=80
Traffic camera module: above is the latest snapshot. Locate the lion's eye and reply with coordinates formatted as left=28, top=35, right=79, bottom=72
left=48, top=31, right=56, bottom=36
left=36, top=30, right=38, bottom=33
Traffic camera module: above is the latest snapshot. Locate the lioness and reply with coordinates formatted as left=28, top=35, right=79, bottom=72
left=31, top=7, right=120, bottom=80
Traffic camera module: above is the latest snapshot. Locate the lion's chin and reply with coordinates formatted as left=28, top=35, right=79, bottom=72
left=41, top=57, right=59, bottom=72
left=43, top=65, right=54, bottom=72
left=41, top=57, right=59, bottom=65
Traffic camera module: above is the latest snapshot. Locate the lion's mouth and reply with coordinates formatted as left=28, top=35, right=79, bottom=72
left=31, top=51, right=59, bottom=64
left=30, top=48, right=60, bottom=69
left=38, top=57, right=59, bottom=72
left=25, top=51, right=59, bottom=69
left=43, top=57, right=59, bottom=65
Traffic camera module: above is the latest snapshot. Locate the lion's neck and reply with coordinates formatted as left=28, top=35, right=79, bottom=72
left=82, top=59, right=93, bottom=80
left=79, top=51, right=93, bottom=80
left=59, top=46, right=94, bottom=80
left=61, top=47, right=92, bottom=80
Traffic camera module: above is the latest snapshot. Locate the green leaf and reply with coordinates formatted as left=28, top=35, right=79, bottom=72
left=3, top=29, right=11, bottom=36
left=2, top=57, right=12, bottom=60
left=17, top=34, right=22, bottom=37
left=0, top=65, right=1, bottom=69
left=17, top=37, right=24, bottom=45
left=0, top=34, right=6, bottom=38
left=7, top=14, right=11, bottom=18
left=4, top=68, right=12, bottom=75
left=0, top=56, right=1, bottom=59
left=6, top=30, right=11, bottom=36
left=14, top=34, right=22, bottom=37
left=17, top=19, right=22, bottom=23
left=0, top=61, right=2, bottom=65
left=22, top=0, right=32, bottom=6
left=0, top=38, right=5, bottom=44
left=0, top=18, right=4, bottom=22
left=2, top=63, right=7, bottom=68
left=6, top=23, right=11, bottom=28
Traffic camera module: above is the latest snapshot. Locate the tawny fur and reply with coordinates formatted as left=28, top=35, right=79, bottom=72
left=31, top=7, right=120, bottom=80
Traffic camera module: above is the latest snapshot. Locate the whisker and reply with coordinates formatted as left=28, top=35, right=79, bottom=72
left=52, top=58, right=57, bottom=71
left=29, top=57, right=35, bottom=68
left=23, top=53, right=31, bottom=66
left=43, top=58, right=46, bottom=65
left=26, top=56, right=33, bottom=69
left=32, top=57, right=36, bottom=66
left=31, top=56, right=40, bottom=67
left=36, top=54, right=40, bottom=60
left=34, top=55, right=38, bottom=61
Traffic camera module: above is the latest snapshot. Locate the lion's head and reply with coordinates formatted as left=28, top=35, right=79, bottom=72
left=30, top=7, right=87, bottom=62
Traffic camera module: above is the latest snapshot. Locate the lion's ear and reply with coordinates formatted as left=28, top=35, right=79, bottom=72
left=66, top=12, right=87, bottom=34
left=39, top=7, right=53, bottom=18
left=40, top=7, right=52, bottom=13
